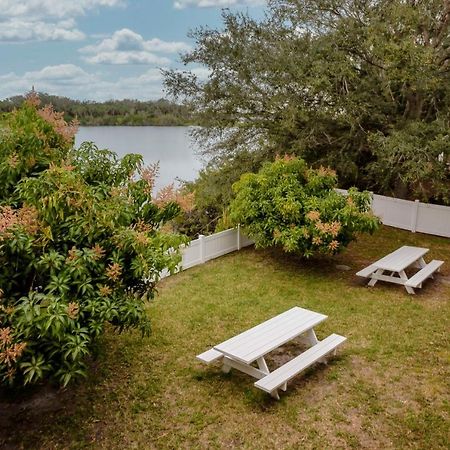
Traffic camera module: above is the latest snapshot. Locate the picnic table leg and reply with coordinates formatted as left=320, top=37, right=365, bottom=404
left=270, top=390, right=280, bottom=400
left=256, top=357, right=270, bottom=375
left=412, top=257, right=427, bottom=270
left=222, top=358, right=231, bottom=373
left=256, top=357, right=280, bottom=399
left=305, top=329, right=327, bottom=363
left=368, top=269, right=384, bottom=286
left=399, top=270, right=415, bottom=294
left=416, top=256, right=435, bottom=280
left=306, top=329, right=319, bottom=346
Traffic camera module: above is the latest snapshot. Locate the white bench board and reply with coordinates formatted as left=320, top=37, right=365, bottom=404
left=196, top=348, right=223, bottom=364
left=372, top=246, right=428, bottom=272
left=405, top=260, right=444, bottom=288
left=356, top=264, right=377, bottom=278
left=254, top=334, right=347, bottom=394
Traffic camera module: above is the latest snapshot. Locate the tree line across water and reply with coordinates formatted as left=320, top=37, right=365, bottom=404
left=0, top=93, right=193, bottom=126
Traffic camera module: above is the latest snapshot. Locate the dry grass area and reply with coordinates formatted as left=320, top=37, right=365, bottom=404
left=1, top=226, right=449, bottom=449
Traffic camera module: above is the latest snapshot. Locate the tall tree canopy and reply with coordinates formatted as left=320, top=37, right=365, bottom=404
left=165, top=0, right=450, bottom=206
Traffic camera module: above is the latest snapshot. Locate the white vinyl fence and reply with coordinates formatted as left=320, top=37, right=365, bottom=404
left=181, top=226, right=253, bottom=270
left=161, top=191, right=449, bottom=279
left=161, top=225, right=254, bottom=278
left=337, top=189, right=450, bottom=238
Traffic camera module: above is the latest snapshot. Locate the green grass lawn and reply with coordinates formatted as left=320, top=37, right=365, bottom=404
left=2, top=226, right=449, bottom=449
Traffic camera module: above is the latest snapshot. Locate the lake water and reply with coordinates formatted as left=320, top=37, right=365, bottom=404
left=75, top=126, right=203, bottom=191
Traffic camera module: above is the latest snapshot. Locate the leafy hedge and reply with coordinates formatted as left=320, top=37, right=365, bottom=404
left=230, top=156, right=380, bottom=256
left=0, top=96, right=186, bottom=387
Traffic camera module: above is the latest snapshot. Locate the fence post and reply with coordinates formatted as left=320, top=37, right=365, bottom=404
left=199, top=234, right=205, bottom=263
left=237, top=224, right=241, bottom=250
left=411, top=200, right=420, bottom=233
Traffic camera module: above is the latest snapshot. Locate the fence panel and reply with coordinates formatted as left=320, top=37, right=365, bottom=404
left=337, top=189, right=450, bottom=238
left=416, top=203, right=450, bottom=237
left=372, top=195, right=416, bottom=231
left=204, top=229, right=239, bottom=261
left=181, top=239, right=202, bottom=270
left=160, top=227, right=254, bottom=278
left=240, top=233, right=254, bottom=248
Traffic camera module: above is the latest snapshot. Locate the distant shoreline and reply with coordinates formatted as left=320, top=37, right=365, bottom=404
left=0, top=92, right=195, bottom=128
left=77, top=123, right=195, bottom=127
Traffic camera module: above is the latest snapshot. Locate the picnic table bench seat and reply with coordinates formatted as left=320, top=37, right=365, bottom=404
left=254, top=334, right=346, bottom=399
left=356, top=264, right=378, bottom=278
left=196, top=348, right=223, bottom=364
left=405, top=260, right=444, bottom=288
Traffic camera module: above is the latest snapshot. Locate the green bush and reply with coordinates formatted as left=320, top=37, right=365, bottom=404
left=0, top=97, right=186, bottom=387
left=230, top=156, right=380, bottom=256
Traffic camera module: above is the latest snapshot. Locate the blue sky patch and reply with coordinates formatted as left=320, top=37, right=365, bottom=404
left=0, top=0, right=264, bottom=101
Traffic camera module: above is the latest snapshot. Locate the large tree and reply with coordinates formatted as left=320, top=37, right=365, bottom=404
left=165, top=0, right=450, bottom=206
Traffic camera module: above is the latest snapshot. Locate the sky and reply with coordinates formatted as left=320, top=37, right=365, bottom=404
left=0, top=0, right=265, bottom=102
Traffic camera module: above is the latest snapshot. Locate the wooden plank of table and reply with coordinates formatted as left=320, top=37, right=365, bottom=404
left=373, top=246, right=429, bottom=272
left=214, top=307, right=327, bottom=364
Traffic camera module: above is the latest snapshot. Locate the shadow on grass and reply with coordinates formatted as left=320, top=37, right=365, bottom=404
left=191, top=343, right=349, bottom=414
left=0, top=331, right=144, bottom=448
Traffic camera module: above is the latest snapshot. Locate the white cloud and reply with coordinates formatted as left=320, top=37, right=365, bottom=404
left=85, top=52, right=170, bottom=65
left=80, top=29, right=190, bottom=65
left=0, top=65, right=167, bottom=101
left=0, top=64, right=216, bottom=101
left=0, top=0, right=123, bottom=20
left=0, top=0, right=123, bottom=42
left=173, top=0, right=265, bottom=9
left=25, top=64, right=95, bottom=83
left=0, top=19, right=84, bottom=42
left=0, top=65, right=96, bottom=96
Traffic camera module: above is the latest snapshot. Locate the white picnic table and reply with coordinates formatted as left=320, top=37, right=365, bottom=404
left=357, top=245, right=443, bottom=294
left=197, top=306, right=346, bottom=399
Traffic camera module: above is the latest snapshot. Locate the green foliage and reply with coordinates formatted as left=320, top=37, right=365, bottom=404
left=0, top=99, right=187, bottom=387
left=0, top=93, right=193, bottom=126
left=0, top=102, right=73, bottom=203
left=165, top=0, right=450, bottom=204
left=368, top=120, right=450, bottom=201
left=230, top=157, right=380, bottom=256
left=173, top=150, right=270, bottom=237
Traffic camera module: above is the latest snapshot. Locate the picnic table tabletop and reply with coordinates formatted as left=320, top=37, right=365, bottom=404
left=372, top=245, right=429, bottom=272
left=213, top=306, right=327, bottom=364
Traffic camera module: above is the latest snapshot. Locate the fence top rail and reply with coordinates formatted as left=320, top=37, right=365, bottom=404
left=205, top=228, right=237, bottom=238
left=417, top=201, right=450, bottom=212
left=372, top=194, right=414, bottom=205
left=204, top=228, right=237, bottom=242
left=338, top=189, right=450, bottom=210
left=180, top=239, right=201, bottom=249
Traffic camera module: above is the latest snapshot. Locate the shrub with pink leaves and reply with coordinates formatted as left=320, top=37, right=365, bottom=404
left=0, top=96, right=187, bottom=387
